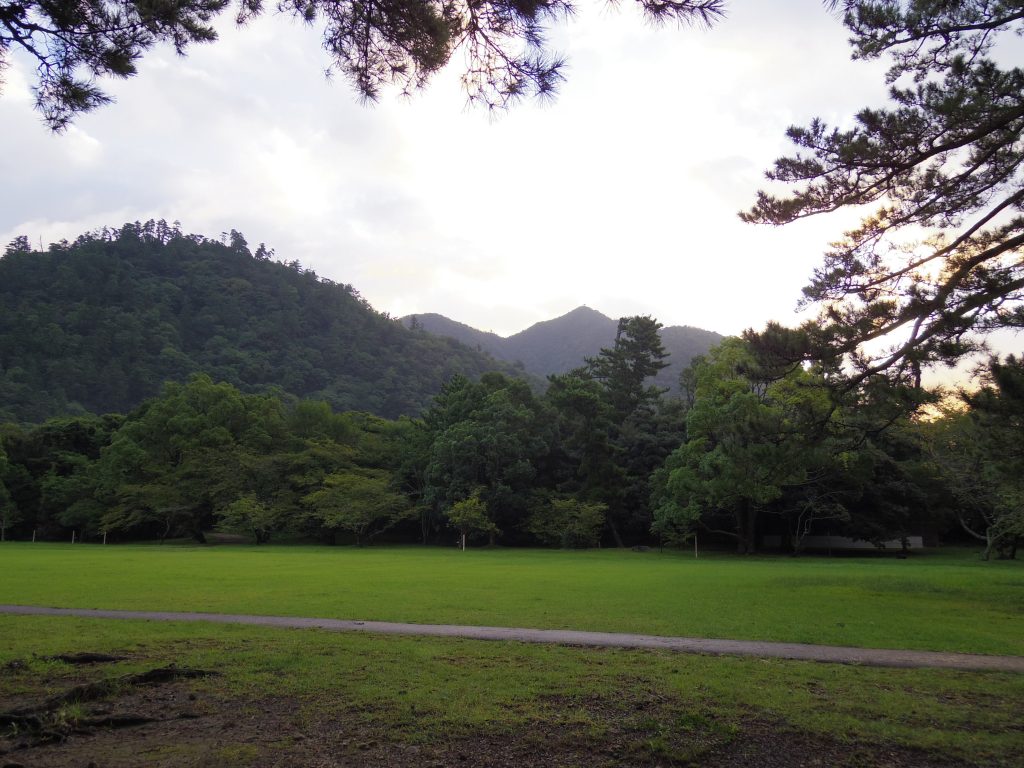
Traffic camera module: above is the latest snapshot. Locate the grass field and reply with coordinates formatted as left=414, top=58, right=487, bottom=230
left=0, top=543, right=1022, bottom=654
left=2, top=615, right=1022, bottom=767
left=2, top=544, right=1022, bottom=766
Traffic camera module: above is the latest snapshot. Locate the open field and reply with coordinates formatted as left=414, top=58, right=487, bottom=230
left=0, top=543, right=1022, bottom=654
left=2, top=545, right=1022, bottom=766
left=2, top=616, right=1023, bottom=767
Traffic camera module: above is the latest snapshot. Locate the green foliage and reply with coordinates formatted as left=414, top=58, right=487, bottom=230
left=96, top=374, right=285, bottom=542
left=652, top=338, right=843, bottom=553
left=403, top=317, right=687, bottom=549
left=392, top=418, right=441, bottom=545
left=0, top=0, right=227, bottom=130
left=304, top=468, right=412, bottom=546
left=0, top=414, right=120, bottom=540
left=0, top=222, right=523, bottom=423
left=423, top=373, right=552, bottom=543
left=925, top=356, right=1024, bottom=559
left=541, top=316, right=680, bottom=546
left=544, top=367, right=620, bottom=501
left=0, top=369, right=465, bottom=544
left=0, top=444, right=17, bottom=540
left=744, top=1, right=1024, bottom=384
left=527, top=497, right=606, bottom=549
left=586, top=316, right=669, bottom=422
left=445, top=489, right=498, bottom=545
left=218, top=494, right=281, bottom=545
left=837, top=418, right=936, bottom=550
left=1, top=0, right=724, bottom=128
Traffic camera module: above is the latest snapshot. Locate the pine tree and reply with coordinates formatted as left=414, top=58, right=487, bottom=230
left=744, top=1, right=1024, bottom=386
left=1, top=0, right=724, bottom=130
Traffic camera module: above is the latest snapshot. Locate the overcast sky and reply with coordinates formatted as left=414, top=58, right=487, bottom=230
left=0, top=0, right=894, bottom=338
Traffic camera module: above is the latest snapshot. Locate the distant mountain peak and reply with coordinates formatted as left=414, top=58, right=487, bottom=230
left=565, top=304, right=601, bottom=315
left=402, top=307, right=724, bottom=395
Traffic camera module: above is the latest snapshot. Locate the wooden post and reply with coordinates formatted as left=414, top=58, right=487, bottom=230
left=694, top=533, right=698, bottom=559
left=461, top=532, right=466, bottom=551
left=32, top=529, right=36, bottom=543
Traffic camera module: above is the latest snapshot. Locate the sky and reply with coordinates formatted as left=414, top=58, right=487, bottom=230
left=0, top=1, right=896, bottom=338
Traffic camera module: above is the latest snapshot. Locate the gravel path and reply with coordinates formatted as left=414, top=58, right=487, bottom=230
left=3, top=604, right=1022, bottom=672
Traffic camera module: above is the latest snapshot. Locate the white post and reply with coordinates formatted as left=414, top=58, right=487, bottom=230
left=32, top=529, right=36, bottom=543
left=71, top=530, right=76, bottom=544
left=103, top=531, right=107, bottom=545
left=461, top=532, right=466, bottom=551
left=694, top=533, right=698, bottom=559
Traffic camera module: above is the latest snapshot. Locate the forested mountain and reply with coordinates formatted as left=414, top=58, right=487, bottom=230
left=403, top=306, right=723, bottom=393
left=0, top=222, right=524, bottom=423
left=405, top=313, right=506, bottom=356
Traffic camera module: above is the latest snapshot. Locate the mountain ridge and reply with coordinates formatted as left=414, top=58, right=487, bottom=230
left=402, top=306, right=724, bottom=392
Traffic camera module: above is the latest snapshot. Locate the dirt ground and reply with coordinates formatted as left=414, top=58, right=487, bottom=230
left=0, top=654, right=979, bottom=768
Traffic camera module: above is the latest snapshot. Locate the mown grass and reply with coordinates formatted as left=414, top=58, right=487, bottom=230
left=1, top=615, right=1021, bottom=765
left=0, top=543, right=1022, bottom=654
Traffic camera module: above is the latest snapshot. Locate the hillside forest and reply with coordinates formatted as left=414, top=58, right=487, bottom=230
left=0, top=221, right=529, bottom=423
left=0, top=225, right=1021, bottom=559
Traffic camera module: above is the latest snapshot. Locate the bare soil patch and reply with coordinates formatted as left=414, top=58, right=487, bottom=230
left=0, top=654, right=983, bottom=768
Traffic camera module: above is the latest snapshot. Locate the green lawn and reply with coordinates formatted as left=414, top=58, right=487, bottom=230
left=1, top=543, right=1022, bottom=655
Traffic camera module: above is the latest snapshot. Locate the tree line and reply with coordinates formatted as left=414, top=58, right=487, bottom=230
left=2, top=318, right=1019, bottom=558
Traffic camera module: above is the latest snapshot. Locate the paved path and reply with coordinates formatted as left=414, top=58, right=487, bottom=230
left=2, top=604, right=1022, bottom=673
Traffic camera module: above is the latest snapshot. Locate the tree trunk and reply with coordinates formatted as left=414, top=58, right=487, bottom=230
left=735, top=503, right=757, bottom=555
left=955, top=512, right=990, bottom=559
left=995, top=537, right=1018, bottom=560
left=607, top=517, right=625, bottom=549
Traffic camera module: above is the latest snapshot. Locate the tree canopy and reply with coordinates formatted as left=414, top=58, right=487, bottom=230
left=0, top=335, right=1013, bottom=555
left=1, top=0, right=724, bottom=130
left=925, top=356, right=1024, bottom=559
left=744, top=0, right=1024, bottom=386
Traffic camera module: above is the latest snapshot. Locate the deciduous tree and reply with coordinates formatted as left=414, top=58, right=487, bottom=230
left=422, top=372, right=551, bottom=542
left=651, top=338, right=837, bottom=554
left=303, top=467, right=412, bottom=545
left=445, top=488, right=498, bottom=548
left=925, top=356, right=1024, bottom=559
left=526, top=496, right=606, bottom=548
left=97, top=374, right=283, bottom=541
left=217, top=492, right=293, bottom=544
